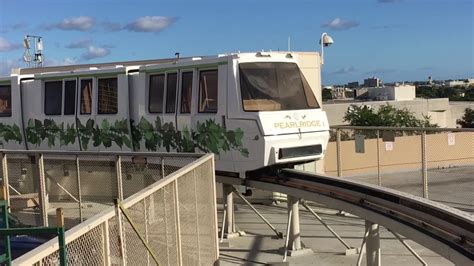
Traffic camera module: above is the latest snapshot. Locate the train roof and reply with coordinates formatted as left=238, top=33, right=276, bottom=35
left=3, top=51, right=319, bottom=79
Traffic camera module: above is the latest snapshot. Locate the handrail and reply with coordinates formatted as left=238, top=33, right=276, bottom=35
left=330, top=125, right=474, bottom=132
left=243, top=169, right=473, bottom=265
left=0, top=149, right=205, bottom=157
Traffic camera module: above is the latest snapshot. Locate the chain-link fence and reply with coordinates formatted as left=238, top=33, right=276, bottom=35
left=325, top=126, right=473, bottom=211
left=0, top=151, right=204, bottom=228
left=12, top=152, right=218, bottom=265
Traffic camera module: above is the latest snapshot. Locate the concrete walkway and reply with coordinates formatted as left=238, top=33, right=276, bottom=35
left=218, top=203, right=452, bottom=265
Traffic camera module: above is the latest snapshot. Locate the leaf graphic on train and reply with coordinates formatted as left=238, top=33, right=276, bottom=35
left=180, top=127, right=195, bottom=152
left=0, top=123, right=23, bottom=144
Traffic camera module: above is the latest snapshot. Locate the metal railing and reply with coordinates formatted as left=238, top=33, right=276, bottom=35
left=326, top=126, right=474, bottom=210
left=12, top=152, right=218, bottom=265
left=0, top=150, right=201, bottom=228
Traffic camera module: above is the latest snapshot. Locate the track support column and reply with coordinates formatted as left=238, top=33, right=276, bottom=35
left=286, top=196, right=312, bottom=256
left=365, top=221, right=381, bottom=266
left=223, top=184, right=239, bottom=238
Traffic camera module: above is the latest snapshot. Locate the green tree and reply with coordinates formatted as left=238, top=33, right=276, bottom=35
left=343, top=104, right=438, bottom=128
left=457, top=108, right=474, bottom=128
left=322, top=88, right=333, bottom=101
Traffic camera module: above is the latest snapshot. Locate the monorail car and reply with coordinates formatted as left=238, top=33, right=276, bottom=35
left=0, top=51, right=329, bottom=178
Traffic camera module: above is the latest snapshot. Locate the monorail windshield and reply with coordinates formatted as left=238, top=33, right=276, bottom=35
left=239, top=62, right=319, bottom=111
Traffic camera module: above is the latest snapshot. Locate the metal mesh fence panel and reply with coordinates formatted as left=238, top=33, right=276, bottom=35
left=12, top=153, right=217, bottom=265
left=43, top=155, right=81, bottom=228
left=194, top=160, right=218, bottom=265
left=64, top=224, right=105, bottom=265
left=425, top=131, right=474, bottom=209
left=6, top=155, right=42, bottom=227
left=107, top=216, right=123, bottom=265
left=148, top=181, right=179, bottom=266
left=77, top=154, right=118, bottom=218
left=120, top=156, right=160, bottom=199
left=123, top=199, right=149, bottom=265
left=177, top=171, right=199, bottom=265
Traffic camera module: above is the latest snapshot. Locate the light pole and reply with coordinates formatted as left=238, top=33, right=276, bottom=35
left=320, top=32, right=334, bottom=65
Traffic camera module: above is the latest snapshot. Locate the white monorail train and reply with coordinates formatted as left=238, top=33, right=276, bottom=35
left=0, top=51, right=329, bottom=178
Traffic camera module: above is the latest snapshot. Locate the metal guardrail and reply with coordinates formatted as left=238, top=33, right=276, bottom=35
left=239, top=169, right=473, bottom=265
left=12, top=153, right=218, bottom=265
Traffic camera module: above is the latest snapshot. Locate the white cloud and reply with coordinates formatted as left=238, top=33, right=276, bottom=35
left=125, top=16, right=177, bottom=32
left=81, top=46, right=110, bottom=60
left=0, top=37, right=21, bottom=52
left=322, top=18, right=360, bottom=30
left=65, top=39, right=92, bottom=49
left=46, top=16, right=95, bottom=31
left=377, top=0, right=402, bottom=3
left=330, top=66, right=357, bottom=75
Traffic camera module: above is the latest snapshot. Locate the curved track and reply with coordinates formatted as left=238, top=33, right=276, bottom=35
left=221, top=169, right=474, bottom=265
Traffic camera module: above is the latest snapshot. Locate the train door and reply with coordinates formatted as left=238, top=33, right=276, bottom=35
left=161, top=71, right=179, bottom=152
left=193, top=65, right=234, bottom=171
left=77, top=73, right=131, bottom=151
left=0, top=77, right=25, bottom=150
left=176, top=69, right=194, bottom=152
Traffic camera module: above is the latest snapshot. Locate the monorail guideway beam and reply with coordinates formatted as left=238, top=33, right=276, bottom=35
left=243, top=169, right=473, bottom=265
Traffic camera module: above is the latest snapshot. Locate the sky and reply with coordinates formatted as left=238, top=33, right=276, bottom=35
left=0, top=0, right=473, bottom=85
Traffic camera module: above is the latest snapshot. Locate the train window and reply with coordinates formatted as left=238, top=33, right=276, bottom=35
left=44, top=81, right=62, bottom=115
left=64, top=80, right=76, bottom=115
left=180, top=72, right=193, bottom=114
left=80, top=79, right=93, bottom=114
left=0, top=85, right=12, bottom=117
left=98, top=78, right=118, bottom=114
left=239, top=62, right=319, bottom=111
left=165, top=73, right=177, bottom=113
left=198, top=70, right=218, bottom=113
left=149, top=74, right=165, bottom=113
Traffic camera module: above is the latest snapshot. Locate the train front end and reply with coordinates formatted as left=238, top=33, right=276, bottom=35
left=228, top=52, right=330, bottom=177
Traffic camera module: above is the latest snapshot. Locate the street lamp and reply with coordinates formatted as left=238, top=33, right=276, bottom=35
left=320, top=32, right=334, bottom=65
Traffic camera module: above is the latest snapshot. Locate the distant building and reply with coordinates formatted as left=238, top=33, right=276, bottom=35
left=364, top=77, right=382, bottom=87
left=446, top=80, right=466, bottom=86
left=428, top=76, right=433, bottom=85
left=347, top=81, right=359, bottom=88
left=370, top=84, right=415, bottom=101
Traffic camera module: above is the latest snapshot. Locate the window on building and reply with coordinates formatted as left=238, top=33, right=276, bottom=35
left=45, top=81, right=62, bottom=115
left=149, top=74, right=165, bottom=113
left=180, top=72, right=193, bottom=114
left=199, top=70, right=218, bottom=113
left=98, top=78, right=118, bottom=114
left=64, top=80, right=76, bottom=115
left=166, top=73, right=178, bottom=113
left=80, top=79, right=93, bottom=114
left=0, top=85, right=12, bottom=117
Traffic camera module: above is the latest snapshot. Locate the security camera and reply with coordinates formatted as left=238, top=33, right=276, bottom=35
left=322, top=34, right=334, bottom=47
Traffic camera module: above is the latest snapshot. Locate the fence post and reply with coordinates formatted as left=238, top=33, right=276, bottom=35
left=336, top=129, right=342, bottom=177
left=143, top=197, right=150, bottom=266
left=37, top=154, right=49, bottom=227
left=421, top=130, right=428, bottom=199
left=75, top=156, right=83, bottom=222
left=114, top=199, right=126, bottom=265
left=376, top=130, right=381, bottom=186
left=1, top=153, right=10, bottom=209
left=103, top=219, right=111, bottom=266
left=174, top=180, right=183, bottom=266
left=116, top=156, right=124, bottom=201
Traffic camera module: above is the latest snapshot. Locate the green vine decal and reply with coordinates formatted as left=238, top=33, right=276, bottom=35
left=26, top=119, right=75, bottom=147
left=132, top=117, right=249, bottom=157
left=17, top=117, right=248, bottom=157
left=26, top=118, right=131, bottom=150
left=0, top=123, right=22, bottom=145
left=76, top=118, right=131, bottom=150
